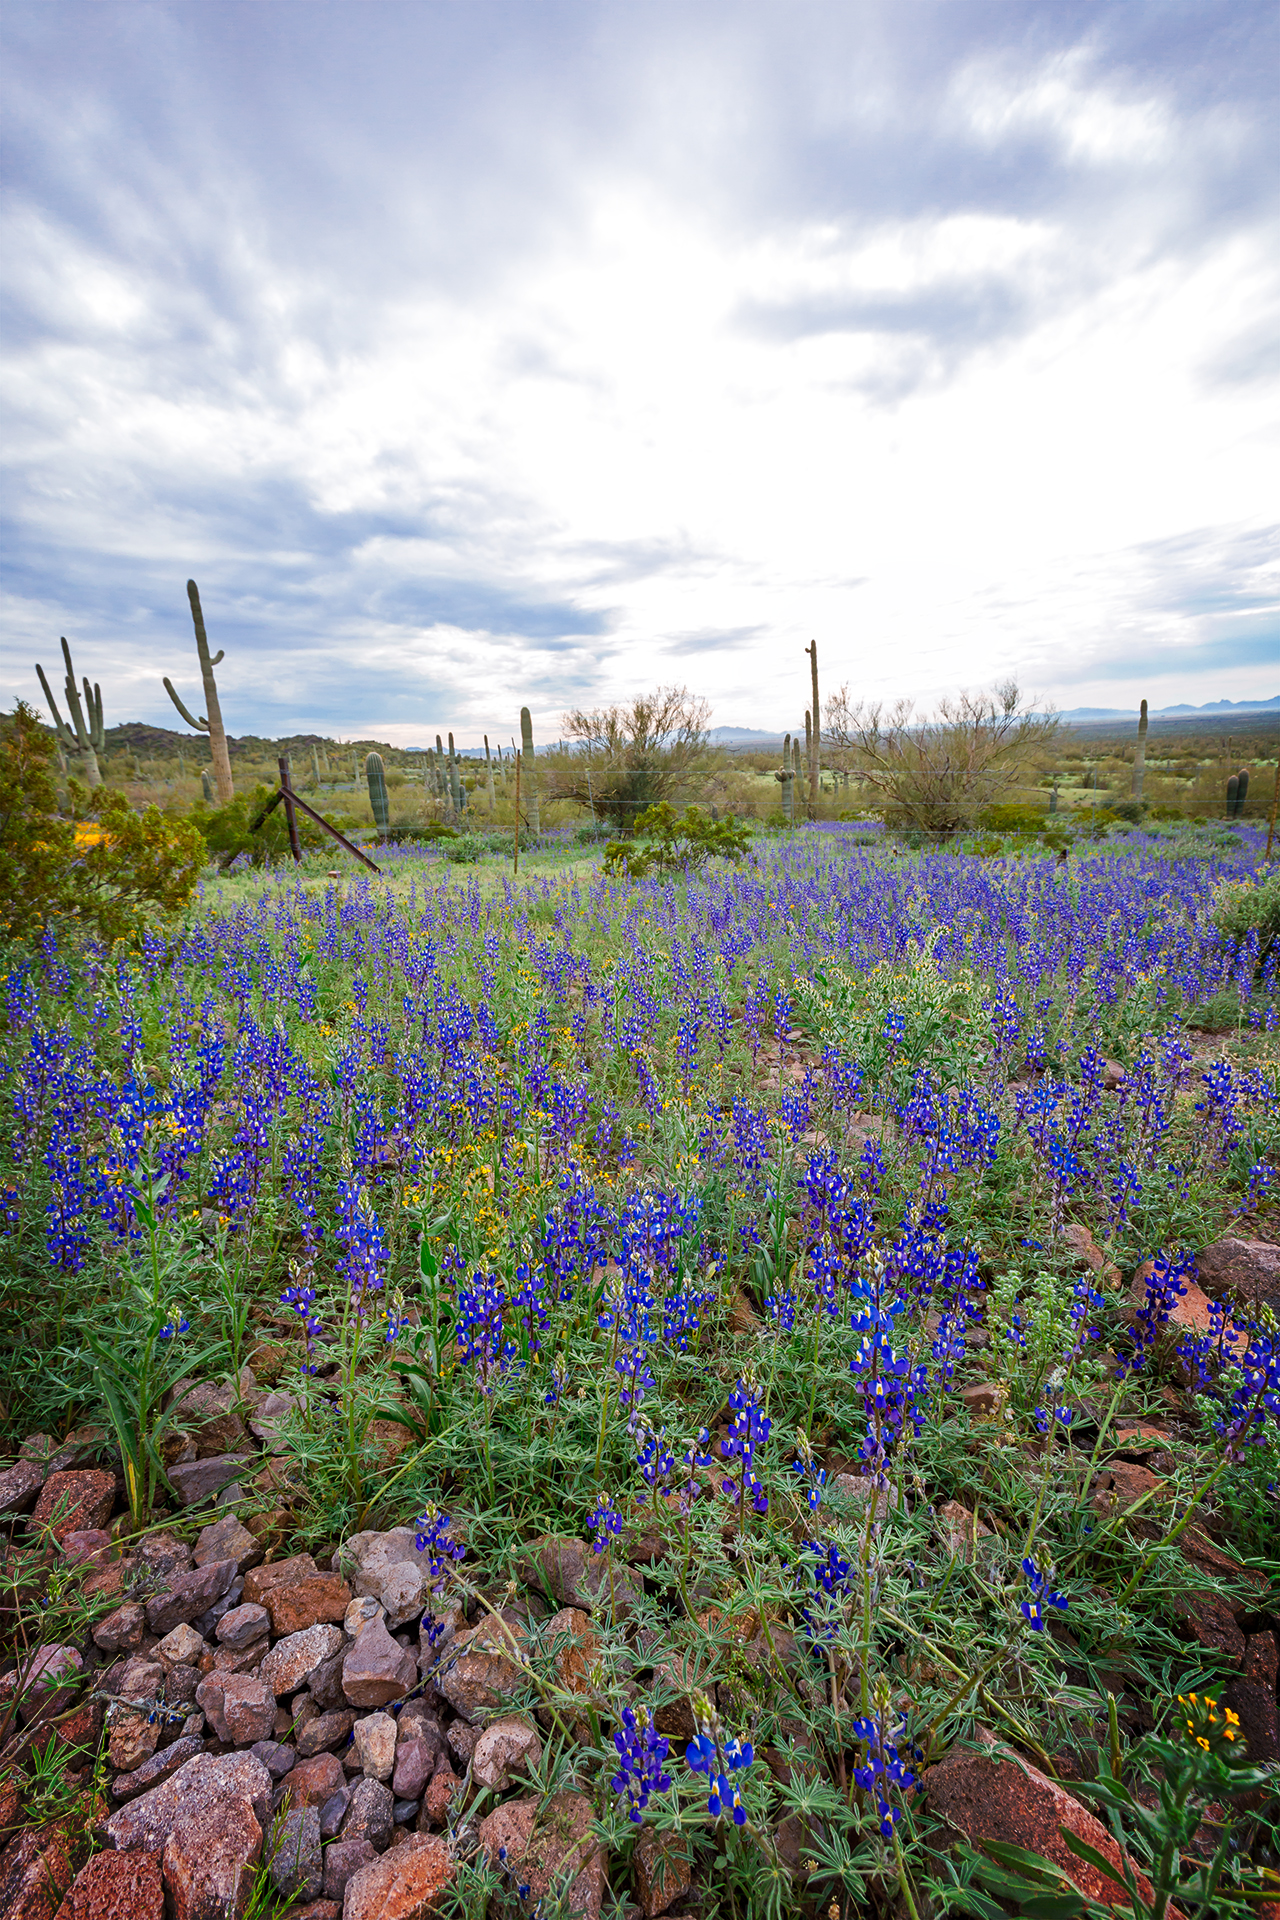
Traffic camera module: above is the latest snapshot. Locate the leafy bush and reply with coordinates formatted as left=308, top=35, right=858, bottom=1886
left=0, top=702, right=204, bottom=945
left=977, top=802, right=1046, bottom=834
left=191, top=786, right=341, bottom=865
left=602, top=802, right=751, bottom=878
left=1212, top=867, right=1280, bottom=973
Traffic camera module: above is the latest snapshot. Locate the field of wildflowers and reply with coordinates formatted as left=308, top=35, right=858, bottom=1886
left=1, top=817, right=1277, bottom=1919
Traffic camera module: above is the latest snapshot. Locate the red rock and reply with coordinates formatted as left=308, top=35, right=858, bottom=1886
left=265, top=1573, right=350, bottom=1637
left=59, top=1531, right=112, bottom=1567
left=1224, top=1636, right=1279, bottom=1763
left=31, top=1470, right=115, bottom=1543
left=433, top=1619, right=526, bottom=1721
left=936, top=1501, right=993, bottom=1563
left=1245, top=1630, right=1278, bottom=1688
left=959, top=1382, right=1004, bottom=1418
left=168, top=1382, right=249, bottom=1458
left=391, top=1738, right=433, bottom=1801
left=421, top=1767, right=457, bottom=1827
left=341, top=1618, right=417, bottom=1707
left=1128, top=1260, right=1248, bottom=1365
left=293, top=1904, right=340, bottom=1920
left=0, top=1820, right=82, bottom=1920
left=220, top=1675, right=276, bottom=1746
left=472, top=1715, right=542, bottom=1792
left=633, top=1827, right=693, bottom=1918
left=241, top=1553, right=318, bottom=1608
left=477, top=1790, right=606, bottom=1919
left=1168, top=1592, right=1246, bottom=1667
left=295, top=1709, right=357, bottom=1756
left=924, top=1740, right=1164, bottom=1913
left=259, top=1624, right=345, bottom=1697
left=1091, top=1461, right=1165, bottom=1520
left=54, top=1848, right=164, bottom=1919
left=342, top=1834, right=456, bottom=1920
left=162, top=1788, right=262, bottom=1920
left=108, top=1707, right=160, bottom=1772
left=277, top=1750, right=346, bottom=1807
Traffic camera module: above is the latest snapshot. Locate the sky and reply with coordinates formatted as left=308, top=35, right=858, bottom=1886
left=2, top=0, right=1277, bottom=746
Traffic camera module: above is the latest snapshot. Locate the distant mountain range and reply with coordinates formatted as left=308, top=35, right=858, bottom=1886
left=1055, top=697, right=1280, bottom=719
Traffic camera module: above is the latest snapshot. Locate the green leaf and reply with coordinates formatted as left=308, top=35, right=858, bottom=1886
left=1058, top=1828, right=1135, bottom=1895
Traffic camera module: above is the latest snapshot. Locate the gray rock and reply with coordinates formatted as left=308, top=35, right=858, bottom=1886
left=145, top=1557, right=238, bottom=1636
left=309, top=1647, right=349, bottom=1709
left=168, top=1454, right=253, bottom=1506
left=104, top=1749, right=272, bottom=1851
left=340, top=1527, right=441, bottom=1628
left=216, top=1602, right=270, bottom=1648
left=391, top=1737, right=434, bottom=1802
left=338, top=1776, right=395, bottom=1853
left=249, top=1739, right=296, bottom=1781
left=0, top=1457, right=44, bottom=1516
left=472, top=1715, right=543, bottom=1793
left=194, top=1511, right=263, bottom=1573
left=435, top=1619, right=527, bottom=1723
left=168, top=1380, right=250, bottom=1458
left=110, top=1734, right=205, bottom=1800
left=155, top=1622, right=207, bottom=1668
left=260, top=1623, right=345, bottom=1698
left=394, top=1798, right=419, bottom=1824
left=318, top=1786, right=350, bottom=1838
left=518, top=1535, right=642, bottom=1622
left=265, top=1802, right=322, bottom=1902
left=351, top=1710, right=397, bottom=1781
left=322, top=1835, right=376, bottom=1901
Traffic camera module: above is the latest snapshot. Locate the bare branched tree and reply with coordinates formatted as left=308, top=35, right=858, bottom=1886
left=823, top=678, right=1059, bottom=833
left=551, top=685, right=715, bottom=826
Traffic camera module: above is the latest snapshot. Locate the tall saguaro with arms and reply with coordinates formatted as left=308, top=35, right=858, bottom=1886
left=163, top=580, right=235, bottom=803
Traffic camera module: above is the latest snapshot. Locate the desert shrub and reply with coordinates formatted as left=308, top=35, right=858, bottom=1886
left=603, top=802, right=751, bottom=878
left=190, top=786, right=330, bottom=866
left=0, top=701, right=205, bottom=945
left=977, top=802, right=1046, bottom=834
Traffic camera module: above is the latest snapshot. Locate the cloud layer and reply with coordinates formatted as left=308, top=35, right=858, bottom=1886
left=2, top=0, right=1277, bottom=742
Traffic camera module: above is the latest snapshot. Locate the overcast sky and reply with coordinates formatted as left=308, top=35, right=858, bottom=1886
left=2, top=0, right=1277, bottom=745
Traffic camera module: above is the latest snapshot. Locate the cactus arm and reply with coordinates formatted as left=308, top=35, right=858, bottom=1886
left=186, top=581, right=234, bottom=802
left=164, top=677, right=209, bottom=730
left=59, top=638, right=90, bottom=751
left=35, top=662, right=76, bottom=747
left=85, top=679, right=105, bottom=751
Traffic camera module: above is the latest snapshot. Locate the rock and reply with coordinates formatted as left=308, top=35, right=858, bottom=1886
left=0, top=1457, right=45, bottom=1517
left=309, top=1648, right=351, bottom=1711
left=959, top=1383, right=1006, bottom=1419
left=634, top=1827, right=693, bottom=1917
left=1091, top=1461, right=1166, bottom=1520
left=250, top=1739, right=296, bottom=1781
left=1100, top=1058, right=1127, bottom=1090
left=392, top=1739, right=434, bottom=1802
left=323, top=1836, right=376, bottom=1901
left=162, top=1787, right=262, bottom=1920
left=826, top=1474, right=896, bottom=1524
left=156, top=1623, right=207, bottom=1668
left=31, top=1470, right=115, bottom=1543
left=352, top=1712, right=397, bottom=1782
left=0, top=1818, right=83, bottom=1920
left=60, top=1530, right=113, bottom=1568
left=168, top=1457, right=253, bottom=1508
left=216, top=1603, right=270, bottom=1648
left=169, top=1382, right=250, bottom=1459
left=421, top=1768, right=457, bottom=1828
left=925, top=1738, right=1166, bottom=1912
left=345, top=1596, right=384, bottom=1638
left=339, top=1777, right=396, bottom=1853
left=104, top=1751, right=271, bottom=1854
left=1194, top=1236, right=1280, bottom=1316
left=136, top=1531, right=193, bottom=1581
left=1169, top=1591, right=1246, bottom=1667
left=277, top=1751, right=347, bottom=1809
left=266, top=1573, right=351, bottom=1637
left=341, top=1834, right=456, bottom=1920
left=472, top=1715, right=543, bottom=1793
left=164, top=1664, right=201, bottom=1706
left=1062, top=1222, right=1118, bottom=1278
left=341, top=1619, right=417, bottom=1708
left=518, top=1535, right=641, bottom=1622
left=220, top=1675, right=276, bottom=1746
left=296, top=1710, right=357, bottom=1757
left=1223, top=1632, right=1280, bottom=1766
left=266, top=1804, right=322, bottom=1902
left=146, top=1560, right=238, bottom=1637
left=53, top=1848, right=165, bottom=1919
left=478, top=1791, right=606, bottom=1920
left=543, top=1606, right=600, bottom=1735
left=394, top=1799, right=419, bottom=1825
left=115, top=1656, right=164, bottom=1704
left=243, top=1552, right=319, bottom=1608
left=318, top=1788, right=350, bottom=1837
left=1127, top=1260, right=1248, bottom=1366
left=340, top=1530, right=442, bottom=1630
left=194, top=1674, right=232, bottom=1743
left=936, top=1501, right=993, bottom=1564
left=91, top=1603, right=146, bottom=1655
left=18, top=1644, right=83, bottom=1726
left=294, top=1904, right=340, bottom=1920
left=193, top=1514, right=262, bottom=1575
left=434, top=1619, right=526, bottom=1721
left=261, top=1625, right=346, bottom=1698
left=446, top=1720, right=481, bottom=1767
left=108, top=1706, right=160, bottom=1772
left=110, top=1737, right=204, bottom=1800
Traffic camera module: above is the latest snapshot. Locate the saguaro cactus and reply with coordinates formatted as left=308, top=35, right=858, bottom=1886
left=780, top=732, right=794, bottom=825
left=164, top=580, right=234, bottom=803
left=1228, top=769, right=1250, bottom=819
left=201, top=768, right=215, bottom=802
left=1132, top=698, right=1149, bottom=801
left=448, top=733, right=464, bottom=815
left=484, top=735, right=496, bottom=814
left=36, top=637, right=104, bottom=787
left=520, top=707, right=540, bottom=835
left=366, top=752, right=390, bottom=833
left=311, top=745, right=322, bottom=788
left=805, top=640, right=820, bottom=817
